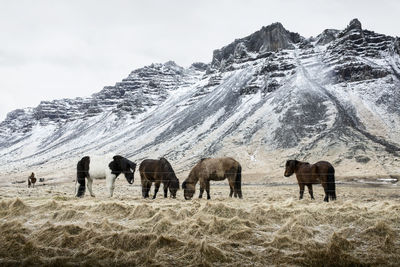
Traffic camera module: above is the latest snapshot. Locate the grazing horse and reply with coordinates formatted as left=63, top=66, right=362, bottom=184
left=28, top=172, right=37, bottom=188
left=139, top=157, right=179, bottom=199
left=284, top=160, right=336, bottom=202
left=75, top=155, right=137, bottom=198
left=182, top=157, right=242, bottom=200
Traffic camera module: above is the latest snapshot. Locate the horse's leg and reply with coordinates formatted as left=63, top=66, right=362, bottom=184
left=76, top=176, right=86, bottom=197
left=140, top=172, right=149, bottom=198
left=199, top=187, right=204, bottom=199
left=199, top=180, right=205, bottom=199
left=228, top=179, right=235, bottom=198
left=87, top=177, right=95, bottom=197
left=106, top=173, right=117, bottom=198
left=321, top=182, right=329, bottom=202
left=163, top=183, right=168, bottom=198
left=153, top=181, right=161, bottom=199
left=299, top=183, right=305, bottom=200
left=205, top=180, right=211, bottom=200
left=141, top=181, right=149, bottom=198
left=74, top=180, right=78, bottom=196
left=307, top=184, right=314, bottom=200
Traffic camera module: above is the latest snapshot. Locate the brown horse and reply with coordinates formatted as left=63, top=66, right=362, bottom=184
left=28, top=172, right=37, bottom=188
left=284, top=160, right=336, bottom=202
left=182, top=157, right=242, bottom=200
left=139, top=157, right=179, bottom=199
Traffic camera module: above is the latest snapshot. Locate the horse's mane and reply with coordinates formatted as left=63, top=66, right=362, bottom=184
left=113, top=155, right=123, bottom=161
left=160, top=157, right=176, bottom=179
left=112, top=155, right=136, bottom=171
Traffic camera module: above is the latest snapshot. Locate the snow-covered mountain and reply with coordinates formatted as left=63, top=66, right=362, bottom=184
left=1, top=19, right=400, bottom=181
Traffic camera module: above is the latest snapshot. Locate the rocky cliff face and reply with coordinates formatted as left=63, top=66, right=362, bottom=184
left=1, top=19, right=400, bottom=181
left=211, top=22, right=303, bottom=70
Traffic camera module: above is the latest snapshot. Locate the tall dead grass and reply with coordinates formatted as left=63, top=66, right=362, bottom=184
left=0, top=182, right=399, bottom=266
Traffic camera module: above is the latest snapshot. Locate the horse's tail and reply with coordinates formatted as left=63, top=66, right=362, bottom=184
left=234, top=164, right=243, bottom=199
left=327, top=166, right=336, bottom=201
left=76, top=170, right=86, bottom=198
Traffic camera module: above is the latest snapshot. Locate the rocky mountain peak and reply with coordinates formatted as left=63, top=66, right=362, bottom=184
left=315, top=29, right=340, bottom=45
left=348, top=18, right=362, bottom=31
left=211, top=22, right=302, bottom=70
left=338, top=18, right=364, bottom=39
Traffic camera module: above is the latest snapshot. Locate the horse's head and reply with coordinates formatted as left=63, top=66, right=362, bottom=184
left=284, top=160, right=298, bottom=177
left=125, top=171, right=134, bottom=184
left=169, top=178, right=180, bottom=198
left=182, top=180, right=195, bottom=200
left=124, top=161, right=136, bottom=184
left=110, top=155, right=136, bottom=184
left=159, top=157, right=179, bottom=197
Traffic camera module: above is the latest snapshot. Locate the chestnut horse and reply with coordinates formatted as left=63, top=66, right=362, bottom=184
left=284, top=160, right=336, bottom=202
left=182, top=157, right=242, bottom=200
left=139, top=157, right=180, bottom=199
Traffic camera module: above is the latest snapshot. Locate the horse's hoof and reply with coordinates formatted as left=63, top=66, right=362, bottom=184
left=91, top=195, right=95, bottom=197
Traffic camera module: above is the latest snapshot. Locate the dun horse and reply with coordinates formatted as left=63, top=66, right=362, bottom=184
left=139, top=158, right=179, bottom=199
left=182, top=157, right=242, bottom=200
left=76, top=155, right=136, bottom=197
left=28, top=172, right=37, bottom=188
left=284, top=160, right=336, bottom=202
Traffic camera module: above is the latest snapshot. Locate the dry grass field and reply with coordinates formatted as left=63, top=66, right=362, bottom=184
left=0, top=179, right=399, bottom=266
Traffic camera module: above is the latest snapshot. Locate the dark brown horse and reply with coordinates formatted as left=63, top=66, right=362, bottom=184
left=28, top=172, right=37, bottom=188
left=139, top=157, right=179, bottom=199
left=284, top=160, right=336, bottom=202
left=182, top=157, right=242, bottom=200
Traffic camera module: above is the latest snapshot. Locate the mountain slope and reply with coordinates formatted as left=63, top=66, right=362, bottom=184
left=1, top=19, right=400, bottom=182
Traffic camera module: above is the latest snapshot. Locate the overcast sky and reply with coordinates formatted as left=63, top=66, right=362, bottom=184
left=1, top=0, right=399, bottom=121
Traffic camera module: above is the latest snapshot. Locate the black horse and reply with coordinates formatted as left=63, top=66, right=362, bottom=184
left=139, top=157, right=179, bottom=199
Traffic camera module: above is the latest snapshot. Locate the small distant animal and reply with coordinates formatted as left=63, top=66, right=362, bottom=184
left=139, top=157, right=180, bottom=199
left=75, top=155, right=136, bottom=198
left=284, top=160, right=336, bottom=202
left=182, top=157, right=242, bottom=200
left=28, top=172, right=37, bottom=188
